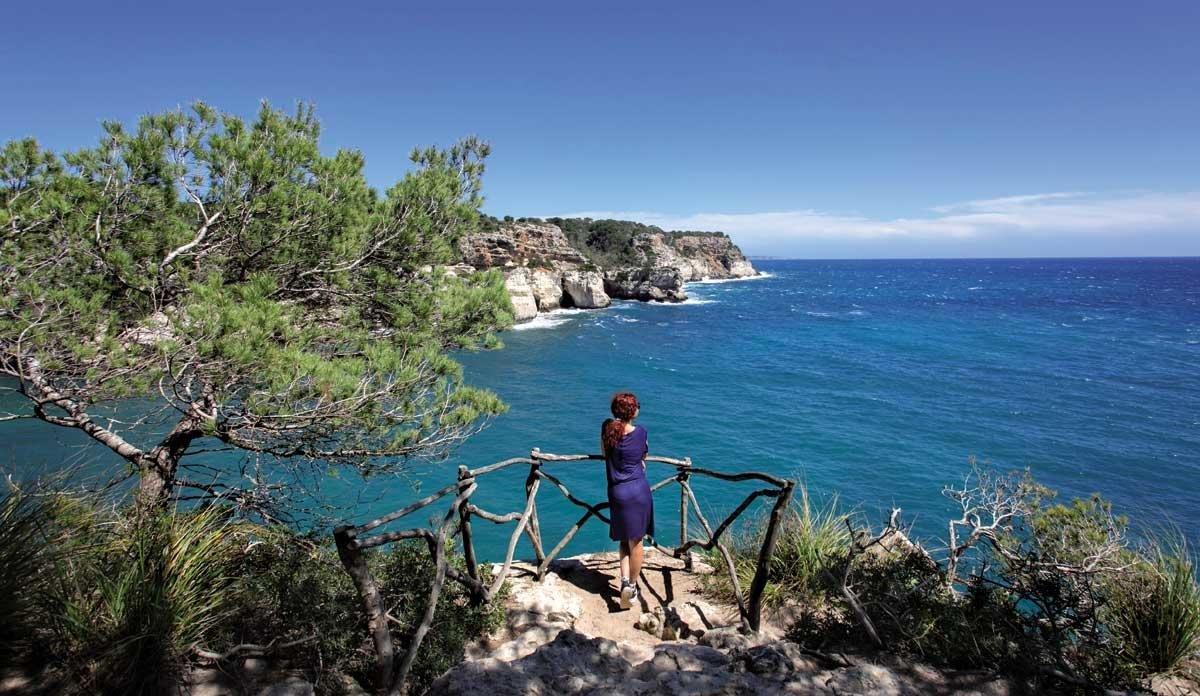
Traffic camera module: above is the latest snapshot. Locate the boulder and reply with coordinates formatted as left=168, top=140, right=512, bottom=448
left=640, top=644, right=730, bottom=674
left=821, top=663, right=914, bottom=695
left=698, top=625, right=752, bottom=652
left=729, top=641, right=823, bottom=678
left=504, top=269, right=539, bottom=322
left=428, top=630, right=637, bottom=696
left=603, top=267, right=688, bottom=303
left=561, top=270, right=610, bottom=308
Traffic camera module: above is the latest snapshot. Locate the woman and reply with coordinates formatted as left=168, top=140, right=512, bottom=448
left=601, top=391, right=653, bottom=609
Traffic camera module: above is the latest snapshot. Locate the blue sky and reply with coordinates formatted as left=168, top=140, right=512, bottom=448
left=2, top=1, right=1198, bottom=258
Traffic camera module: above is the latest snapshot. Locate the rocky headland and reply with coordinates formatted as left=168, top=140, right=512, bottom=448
left=455, top=219, right=758, bottom=323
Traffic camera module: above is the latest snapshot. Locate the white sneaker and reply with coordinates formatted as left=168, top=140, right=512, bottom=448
left=620, top=580, right=638, bottom=609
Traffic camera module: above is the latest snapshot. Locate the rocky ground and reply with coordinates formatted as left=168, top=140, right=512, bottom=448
left=428, top=549, right=1022, bottom=696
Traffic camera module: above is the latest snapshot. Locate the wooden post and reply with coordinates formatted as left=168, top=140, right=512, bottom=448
left=334, top=525, right=394, bottom=693
left=679, top=465, right=693, bottom=571
left=746, top=480, right=795, bottom=633
left=457, top=466, right=483, bottom=605
left=391, top=482, right=475, bottom=695
left=527, top=449, right=546, bottom=578
left=681, top=479, right=748, bottom=627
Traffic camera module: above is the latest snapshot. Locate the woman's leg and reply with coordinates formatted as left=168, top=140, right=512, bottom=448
left=618, top=539, right=630, bottom=582
left=627, top=537, right=644, bottom=585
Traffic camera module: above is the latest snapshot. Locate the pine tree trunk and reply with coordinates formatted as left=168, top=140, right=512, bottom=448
left=136, top=411, right=203, bottom=507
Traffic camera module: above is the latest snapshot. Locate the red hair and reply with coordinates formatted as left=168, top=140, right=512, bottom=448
left=603, top=392, right=639, bottom=454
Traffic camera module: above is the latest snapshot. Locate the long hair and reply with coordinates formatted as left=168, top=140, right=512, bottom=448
left=603, top=392, right=640, bottom=454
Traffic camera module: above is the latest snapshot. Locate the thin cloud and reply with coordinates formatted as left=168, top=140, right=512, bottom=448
left=929, top=191, right=1091, bottom=214
left=551, top=190, right=1200, bottom=256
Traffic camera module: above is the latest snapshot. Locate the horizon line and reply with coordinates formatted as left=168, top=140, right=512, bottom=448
left=746, top=254, right=1200, bottom=262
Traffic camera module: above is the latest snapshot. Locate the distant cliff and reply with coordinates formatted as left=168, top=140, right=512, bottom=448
left=457, top=217, right=757, bottom=322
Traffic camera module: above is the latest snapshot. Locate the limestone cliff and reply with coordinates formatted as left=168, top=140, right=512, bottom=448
left=458, top=220, right=757, bottom=323
left=460, top=222, right=589, bottom=270
left=630, top=231, right=758, bottom=282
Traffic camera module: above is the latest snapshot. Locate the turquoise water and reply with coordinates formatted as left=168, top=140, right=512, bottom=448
left=3, top=258, right=1198, bottom=561
left=439, top=258, right=1200, bottom=560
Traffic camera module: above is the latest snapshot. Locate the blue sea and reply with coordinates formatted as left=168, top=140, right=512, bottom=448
left=440, top=258, right=1200, bottom=560
left=3, top=258, right=1198, bottom=561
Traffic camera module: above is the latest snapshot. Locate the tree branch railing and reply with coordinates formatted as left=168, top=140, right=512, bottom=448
left=333, top=448, right=795, bottom=696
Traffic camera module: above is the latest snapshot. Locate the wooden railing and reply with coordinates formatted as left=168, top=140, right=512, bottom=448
left=333, top=448, right=795, bottom=696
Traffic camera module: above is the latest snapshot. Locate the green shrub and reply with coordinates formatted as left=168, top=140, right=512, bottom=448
left=4, top=490, right=506, bottom=695
left=0, top=485, right=52, bottom=666
left=702, top=485, right=850, bottom=609
left=788, top=548, right=1029, bottom=672
left=219, top=527, right=370, bottom=690
left=224, top=531, right=505, bottom=694
left=746, top=472, right=1200, bottom=690
left=1107, top=533, right=1200, bottom=676
left=373, top=540, right=507, bottom=690
left=40, top=504, right=236, bottom=695
left=547, top=217, right=663, bottom=268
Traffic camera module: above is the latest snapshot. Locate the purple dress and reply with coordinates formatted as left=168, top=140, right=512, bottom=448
left=603, top=419, right=654, bottom=541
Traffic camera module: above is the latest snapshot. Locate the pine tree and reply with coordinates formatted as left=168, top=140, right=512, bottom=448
left=0, top=102, right=512, bottom=512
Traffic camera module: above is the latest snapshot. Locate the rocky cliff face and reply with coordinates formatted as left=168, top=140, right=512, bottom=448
left=458, top=221, right=756, bottom=323
left=632, top=231, right=758, bottom=282
left=460, top=222, right=589, bottom=269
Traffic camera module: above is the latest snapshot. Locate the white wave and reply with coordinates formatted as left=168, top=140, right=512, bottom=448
left=509, top=307, right=598, bottom=331
left=968, top=286, right=984, bottom=290
left=659, top=297, right=718, bottom=306
left=685, top=272, right=775, bottom=286
left=510, top=315, right=573, bottom=331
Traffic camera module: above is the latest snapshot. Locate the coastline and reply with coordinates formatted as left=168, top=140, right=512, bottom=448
left=506, top=272, right=768, bottom=331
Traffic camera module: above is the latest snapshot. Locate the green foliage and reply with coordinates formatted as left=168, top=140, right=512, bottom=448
left=546, top=217, right=663, bottom=268
left=788, top=550, right=1028, bottom=671
left=991, top=488, right=1141, bottom=687
left=212, top=530, right=505, bottom=693
left=703, top=485, right=850, bottom=609
left=1, top=102, right=513, bottom=506
left=1023, top=489, right=1129, bottom=566
left=0, top=485, right=52, bottom=666
left=725, top=470, right=1200, bottom=691
left=220, top=528, right=369, bottom=687
left=373, top=540, right=507, bottom=690
left=1107, top=532, right=1200, bottom=677
left=3, top=487, right=505, bottom=694
left=39, top=504, right=236, bottom=695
